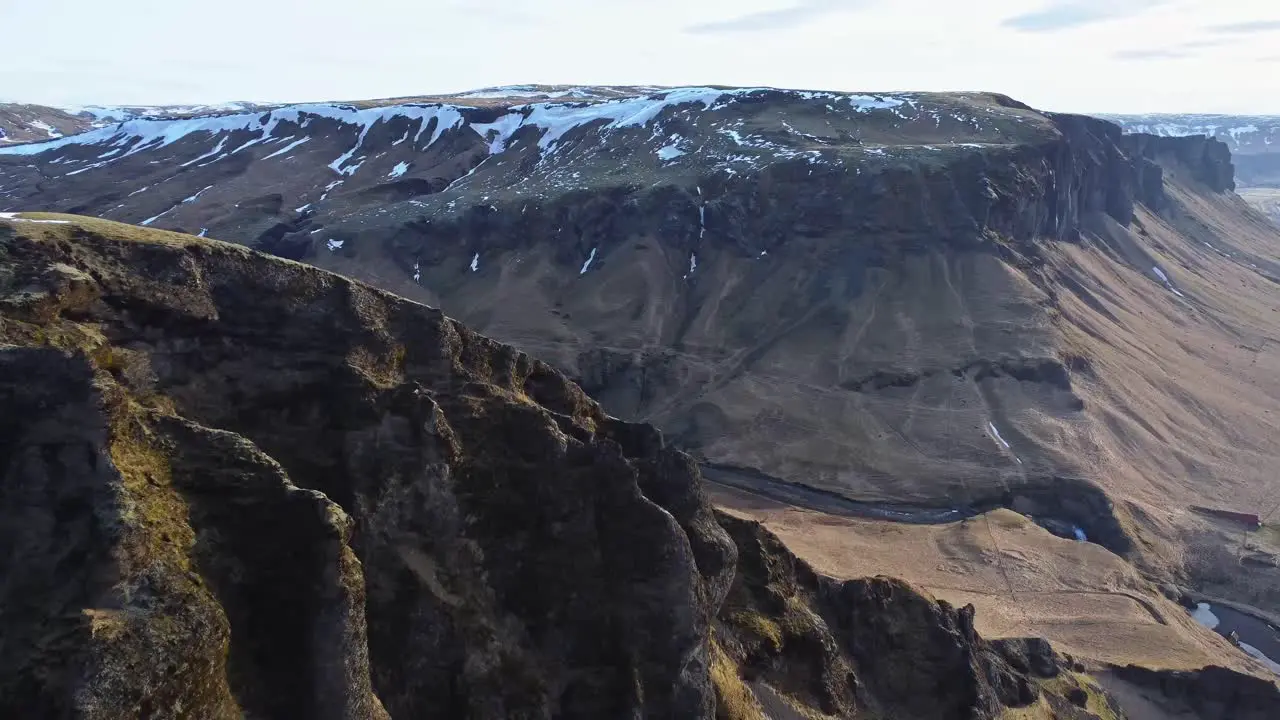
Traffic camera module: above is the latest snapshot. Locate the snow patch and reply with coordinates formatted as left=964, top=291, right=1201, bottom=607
left=1152, top=265, right=1187, bottom=298
left=295, top=203, right=312, bottom=213
left=470, top=112, right=527, bottom=154
left=197, top=228, right=208, bottom=237
left=319, top=179, right=344, bottom=201
left=326, top=239, right=344, bottom=251
left=182, top=185, right=214, bottom=204
left=465, top=87, right=755, bottom=156
left=470, top=253, right=480, bottom=272
left=0, top=212, right=70, bottom=224
left=657, top=142, right=685, bottom=161
left=139, top=210, right=171, bottom=226
left=987, top=422, right=1022, bottom=463
left=1072, top=526, right=1088, bottom=542
left=263, top=136, right=310, bottom=160
left=140, top=185, right=213, bottom=226
left=580, top=247, right=597, bottom=274
left=988, top=422, right=1011, bottom=449
left=388, top=161, right=410, bottom=178
left=30, top=120, right=62, bottom=139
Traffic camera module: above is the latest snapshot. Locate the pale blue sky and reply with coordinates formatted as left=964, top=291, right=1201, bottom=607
left=3, top=0, right=1278, bottom=113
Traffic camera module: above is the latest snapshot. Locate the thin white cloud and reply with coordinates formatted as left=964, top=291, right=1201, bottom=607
left=1208, top=20, right=1280, bottom=34
left=686, top=0, right=873, bottom=34
left=1112, top=35, right=1230, bottom=61
left=1004, top=0, right=1170, bottom=32
left=1114, top=48, right=1191, bottom=61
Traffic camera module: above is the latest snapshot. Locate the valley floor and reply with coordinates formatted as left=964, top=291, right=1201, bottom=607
left=709, top=482, right=1276, bottom=679
left=1240, top=187, right=1280, bottom=227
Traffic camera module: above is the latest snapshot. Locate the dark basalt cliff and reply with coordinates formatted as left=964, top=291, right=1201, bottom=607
left=0, top=216, right=1150, bottom=719
left=1110, top=664, right=1280, bottom=719
left=713, top=511, right=1134, bottom=720
left=0, top=218, right=736, bottom=718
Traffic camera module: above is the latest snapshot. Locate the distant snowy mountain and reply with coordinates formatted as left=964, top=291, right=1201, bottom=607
left=1102, top=114, right=1280, bottom=151
left=63, top=102, right=273, bottom=125
left=1104, top=114, right=1280, bottom=187
left=0, top=104, right=88, bottom=145
left=0, top=101, right=280, bottom=146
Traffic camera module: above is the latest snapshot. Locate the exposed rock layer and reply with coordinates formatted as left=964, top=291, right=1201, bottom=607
left=0, top=218, right=736, bottom=718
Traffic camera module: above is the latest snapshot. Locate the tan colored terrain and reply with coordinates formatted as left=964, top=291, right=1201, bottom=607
left=711, top=482, right=1270, bottom=679
left=1041, top=170, right=1280, bottom=608
left=1240, top=187, right=1280, bottom=227
left=704, top=157, right=1280, bottom=680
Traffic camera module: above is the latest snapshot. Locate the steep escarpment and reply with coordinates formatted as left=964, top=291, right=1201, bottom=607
left=0, top=216, right=738, bottom=718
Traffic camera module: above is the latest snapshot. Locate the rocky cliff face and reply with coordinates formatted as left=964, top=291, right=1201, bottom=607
left=0, top=216, right=740, bottom=718
left=1110, top=664, right=1280, bottom=719
left=713, top=511, right=1138, bottom=720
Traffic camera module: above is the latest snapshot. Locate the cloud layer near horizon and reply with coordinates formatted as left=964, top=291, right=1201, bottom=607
left=1, top=0, right=1277, bottom=114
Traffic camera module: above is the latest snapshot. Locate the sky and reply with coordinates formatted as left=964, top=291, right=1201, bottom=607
left=2, top=0, right=1279, bottom=114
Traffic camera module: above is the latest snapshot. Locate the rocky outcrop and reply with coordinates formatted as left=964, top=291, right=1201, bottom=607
left=1126, top=132, right=1236, bottom=193
left=1112, top=664, right=1280, bottom=719
left=0, top=218, right=737, bottom=718
left=713, top=512, right=1106, bottom=719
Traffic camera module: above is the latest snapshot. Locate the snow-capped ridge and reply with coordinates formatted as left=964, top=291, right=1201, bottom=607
left=0, top=87, right=916, bottom=165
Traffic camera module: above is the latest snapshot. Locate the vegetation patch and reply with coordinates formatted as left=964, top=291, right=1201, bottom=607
left=711, top=637, right=767, bottom=720
left=726, top=608, right=784, bottom=652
